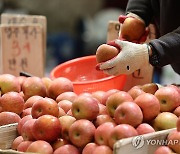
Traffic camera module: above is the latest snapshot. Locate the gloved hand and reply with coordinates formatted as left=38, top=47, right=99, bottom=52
left=118, top=14, right=149, bottom=43
left=98, top=39, right=150, bottom=75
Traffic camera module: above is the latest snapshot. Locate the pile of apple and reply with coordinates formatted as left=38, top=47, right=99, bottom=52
left=0, top=73, right=180, bottom=154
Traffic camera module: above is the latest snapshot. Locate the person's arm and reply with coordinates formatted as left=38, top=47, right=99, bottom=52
left=97, top=26, right=180, bottom=76
left=149, top=26, right=180, bottom=67
left=126, top=0, right=154, bottom=26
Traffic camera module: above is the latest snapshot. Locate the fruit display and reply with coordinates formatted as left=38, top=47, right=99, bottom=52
left=0, top=73, right=180, bottom=154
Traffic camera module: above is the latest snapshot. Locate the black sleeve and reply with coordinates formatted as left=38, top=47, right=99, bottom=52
left=149, top=26, right=180, bottom=67
left=126, top=0, right=154, bottom=26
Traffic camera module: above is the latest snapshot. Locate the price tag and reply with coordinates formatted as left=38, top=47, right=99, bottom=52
left=1, top=13, right=47, bottom=67
left=107, top=21, right=154, bottom=91
left=0, top=24, right=44, bottom=77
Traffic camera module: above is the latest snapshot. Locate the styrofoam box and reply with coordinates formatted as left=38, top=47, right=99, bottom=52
left=0, top=123, right=176, bottom=154
left=114, top=128, right=176, bottom=154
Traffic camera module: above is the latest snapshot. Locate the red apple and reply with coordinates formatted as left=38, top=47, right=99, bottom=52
left=56, top=91, right=77, bottom=103
left=101, top=89, right=119, bottom=105
left=58, top=107, right=66, bottom=117
left=41, top=77, right=52, bottom=90
left=59, top=115, right=76, bottom=141
left=69, top=119, right=96, bottom=147
left=106, top=91, right=133, bottom=117
left=98, top=103, right=108, bottom=115
left=167, top=129, right=180, bottom=153
left=21, top=108, right=32, bottom=117
left=153, top=112, right=178, bottom=131
left=155, top=86, right=180, bottom=112
left=114, top=101, right=143, bottom=127
left=154, top=146, right=173, bottom=154
left=134, top=93, right=160, bottom=122
left=54, top=144, right=80, bottom=154
left=22, top=76, right=46, bottom=100
left=17, top=115, right=32, bottom=135
left=0, top=111, right=21, bottom=126
left=31, top=97, right=59, bottom=118
left=17, top=140, right=33, bottom=152
left=26, top=140, right=53, bottom=154
left=136, top=123, right=155, bottom=135
left=32, top=115, right=61, bottom=142
left=94, top=114, right=115, bottom=127
left=67, top=109, right=73, bottom=116
left=16, top=76, right=26, bottom=88
left=108, top=124, right=138, bottom=149
left=96, top=44, right=119, bottom=63
left=11, top=136, right=24, bottom=150
left=174, top=106, right=180, bottom=117
left=24, top=95, right=43, bottom=109
left=48, top=77, right=73, bottom=100
left=72, top=95, right=99, bottom=120
left=0, top=92, right=24, bottom=115
left=120, top=17, right=145, bottom=41
left=58, top=100, right=72, bottom=113
left=168, top=84, right=180, bottom=94
left=92, top=91, right=106, bottom=104
left=95, top=122, right=116, bottom=146
left=79, top=92, right=92, bottom=97
left=21, top=119, right=36, bottom=141
left=19, top=91, right=25, bottom=99
left=82, top=143, right=98, bottom=154
left=51, top=138, right=69, bottom=151
left=0, top=74, right=21, bottom=94
left=92, top=145, right=113, bottom=154
left=127, top=85, right=145, bottom=100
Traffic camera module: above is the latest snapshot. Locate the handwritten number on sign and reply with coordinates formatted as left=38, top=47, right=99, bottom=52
left=23, top=42, right=31, bottom=53
left=12, top=40, right=21, bottom=56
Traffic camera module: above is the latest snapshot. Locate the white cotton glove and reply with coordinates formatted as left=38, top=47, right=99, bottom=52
left=99, top=39, right=150, bottom=75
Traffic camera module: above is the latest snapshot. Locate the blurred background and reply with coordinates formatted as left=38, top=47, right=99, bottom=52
left=0, top=0, right=179, bottom=85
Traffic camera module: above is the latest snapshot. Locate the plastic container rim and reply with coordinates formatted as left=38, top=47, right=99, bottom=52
left=50, top=55, right=126, bottom=85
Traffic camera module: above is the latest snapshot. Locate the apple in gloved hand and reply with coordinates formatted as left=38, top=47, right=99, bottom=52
left=96, top=44, right=119, bottom=64
left=120, top=17, right=146, bottom=42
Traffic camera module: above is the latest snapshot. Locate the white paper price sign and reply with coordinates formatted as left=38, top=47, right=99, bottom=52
left=1, top=13, right=47, bottom=65
left=0, top=24, right=44, bottom=77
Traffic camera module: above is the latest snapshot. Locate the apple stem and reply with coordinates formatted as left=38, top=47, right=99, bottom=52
left=161, top=100, right=167, bottom=104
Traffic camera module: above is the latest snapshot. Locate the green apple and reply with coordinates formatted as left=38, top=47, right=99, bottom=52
left=153, top=112, right=178, bottom=131
left=0, top=74, right=21, bottom=95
